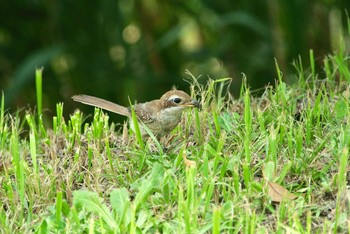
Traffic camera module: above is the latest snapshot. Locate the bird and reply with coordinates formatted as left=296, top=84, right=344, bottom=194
left=72, top=90, right=200, bottom=138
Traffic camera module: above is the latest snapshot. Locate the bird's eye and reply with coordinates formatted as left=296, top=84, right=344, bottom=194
left=173, top=97, right=182, bottom=104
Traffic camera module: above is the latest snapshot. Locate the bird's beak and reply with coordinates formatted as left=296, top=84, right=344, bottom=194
left=185, top=99, right=201, bottom=109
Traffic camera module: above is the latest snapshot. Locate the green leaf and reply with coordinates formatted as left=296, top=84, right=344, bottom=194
left=335, top=98, right=348, bottom=119
left=134, top=163, right=165, bottom=211
left=35, top=219, right=48, bottom=234
left=73, top=190, right=116, bottom=229
left=110, top=188, right=131, bottom=225
left=263, top=161, right=276, bottom=181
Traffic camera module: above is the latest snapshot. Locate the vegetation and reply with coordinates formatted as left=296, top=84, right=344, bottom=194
left=1, top=42, right=350, bottom=233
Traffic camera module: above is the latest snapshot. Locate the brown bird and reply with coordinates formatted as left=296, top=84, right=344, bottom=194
left=72, top=90, right=200, bottom=138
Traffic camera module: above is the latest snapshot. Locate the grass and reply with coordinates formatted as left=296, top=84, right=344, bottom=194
left=1, top=51, right=350, bottom=233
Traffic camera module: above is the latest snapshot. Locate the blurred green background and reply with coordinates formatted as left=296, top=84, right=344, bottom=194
left=1, top=0, right=349, bottom=117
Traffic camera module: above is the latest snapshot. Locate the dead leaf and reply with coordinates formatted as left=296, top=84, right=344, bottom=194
left=183, top=153, right=196, bottom=167
left=267, top=181, right=297, bottom=202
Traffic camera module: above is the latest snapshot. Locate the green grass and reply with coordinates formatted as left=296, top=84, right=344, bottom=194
left=1, top=49, right=350, bottom=233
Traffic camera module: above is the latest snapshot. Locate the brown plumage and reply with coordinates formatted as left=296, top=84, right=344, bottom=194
left=72, top=90, right=200, bottom=138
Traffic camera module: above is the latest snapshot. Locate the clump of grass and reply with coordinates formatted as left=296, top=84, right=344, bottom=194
left=1, top=43, right=350, bottom=233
